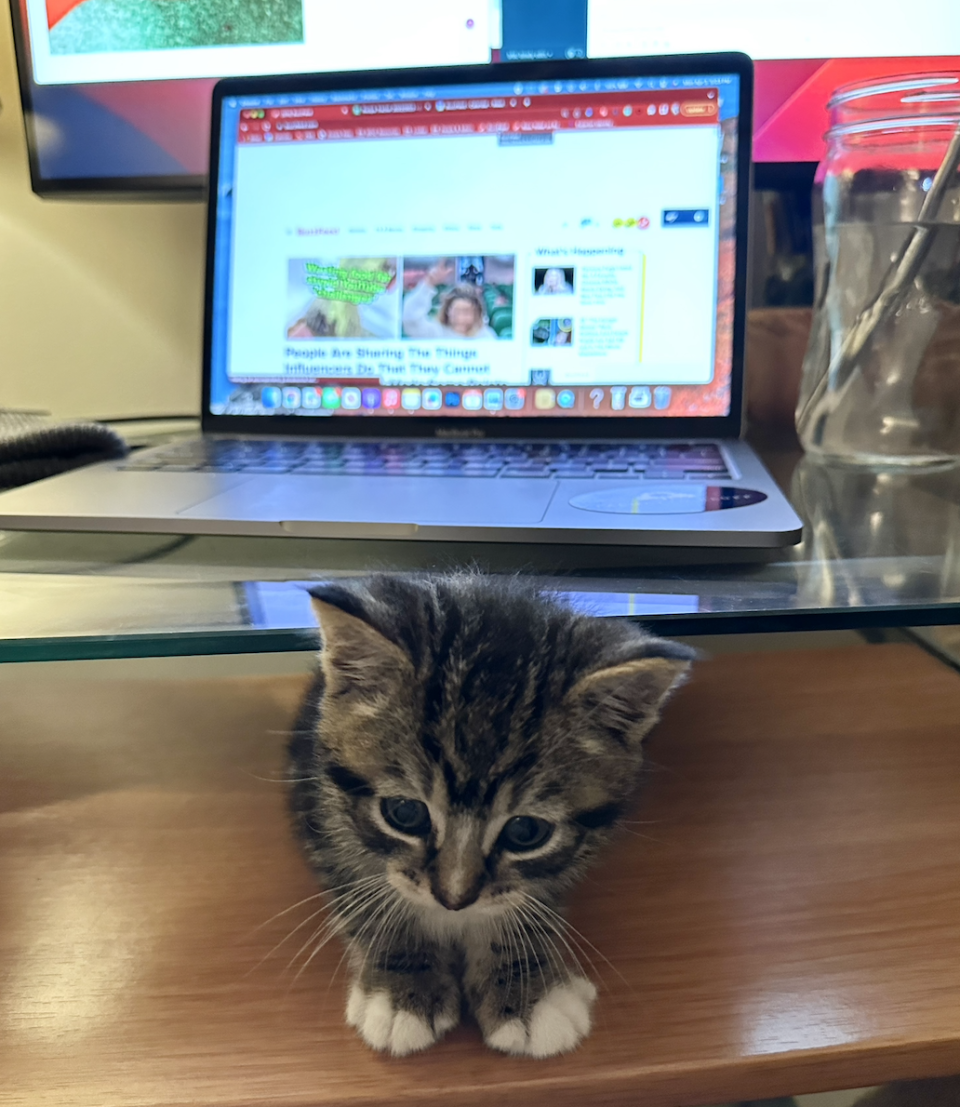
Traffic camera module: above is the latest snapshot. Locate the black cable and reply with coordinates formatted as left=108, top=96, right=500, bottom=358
left=119, top=534, right=198, bottom=564
left=101, top=414, right=200, bottom=423
left=83, top=534, right=199, bottom=572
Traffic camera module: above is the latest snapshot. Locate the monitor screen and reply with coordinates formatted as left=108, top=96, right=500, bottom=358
left=207, top=64, right=742, bottom=424
left=11, top=0, right=960, bottom=192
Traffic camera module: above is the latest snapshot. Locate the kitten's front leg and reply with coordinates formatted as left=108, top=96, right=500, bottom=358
left=345, top=938, right=461, bottom=1057
left=464, top=927, right=597, bottom=1058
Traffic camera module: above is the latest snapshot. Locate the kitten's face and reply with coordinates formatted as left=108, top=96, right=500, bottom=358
left=339, top=727, right=621, bottom=928
left=301, top=576, right=691, bottom=930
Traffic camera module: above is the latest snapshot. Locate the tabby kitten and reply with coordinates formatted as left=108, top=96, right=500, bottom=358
left=288, top=573, right=693, bottom=1058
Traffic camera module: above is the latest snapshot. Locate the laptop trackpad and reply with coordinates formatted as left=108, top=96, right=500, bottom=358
left=177, top=475, right=557, bottom=527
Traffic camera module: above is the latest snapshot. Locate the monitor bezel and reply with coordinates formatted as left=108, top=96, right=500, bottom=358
left=202, top=53, right=753, bottom=441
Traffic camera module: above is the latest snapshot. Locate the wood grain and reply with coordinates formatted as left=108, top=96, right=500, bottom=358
left=2, top=644, right=960, bottom=1107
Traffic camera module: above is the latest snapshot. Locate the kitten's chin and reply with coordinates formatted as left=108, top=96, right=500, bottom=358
left=415, top=898, right=508, bottom=941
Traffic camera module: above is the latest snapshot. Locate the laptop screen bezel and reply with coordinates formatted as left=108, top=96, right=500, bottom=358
left=202, top=54, right=753, bottom=441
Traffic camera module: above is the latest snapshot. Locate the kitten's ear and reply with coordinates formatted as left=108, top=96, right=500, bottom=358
left=309, top=584, right=413, bottom=697
left=565, top=654, right=691, bottom=749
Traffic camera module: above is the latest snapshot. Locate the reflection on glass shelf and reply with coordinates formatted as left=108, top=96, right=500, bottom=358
left=243, top=580, right=702, bottom=629
left=791, top=459, right=960, bottom=613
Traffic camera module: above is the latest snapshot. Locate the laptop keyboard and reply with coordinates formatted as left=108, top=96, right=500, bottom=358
left=119, top=440, right=731, bottom=480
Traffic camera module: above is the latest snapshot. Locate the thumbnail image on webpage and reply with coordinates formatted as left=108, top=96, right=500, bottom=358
left=286, top=255, right=515, bottom=343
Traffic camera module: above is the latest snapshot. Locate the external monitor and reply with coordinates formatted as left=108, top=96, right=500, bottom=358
left=9, top=0, right=960, bottom=194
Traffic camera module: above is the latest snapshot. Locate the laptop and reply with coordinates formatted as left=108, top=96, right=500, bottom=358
left=0, top=54, right=802, bottom=548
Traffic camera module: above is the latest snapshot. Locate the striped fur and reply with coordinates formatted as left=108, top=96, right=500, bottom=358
left=289, top=572, right=693, bottom=1056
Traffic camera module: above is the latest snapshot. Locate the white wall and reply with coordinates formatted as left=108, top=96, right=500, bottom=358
left=0, top=3, right=205, bottom=420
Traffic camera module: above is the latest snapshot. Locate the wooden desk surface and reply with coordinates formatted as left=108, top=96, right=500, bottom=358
left=2, top=644, right=960, bottom=1107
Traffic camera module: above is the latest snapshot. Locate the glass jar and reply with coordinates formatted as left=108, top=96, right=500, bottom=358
left=797, top=74, right=960, bottom=467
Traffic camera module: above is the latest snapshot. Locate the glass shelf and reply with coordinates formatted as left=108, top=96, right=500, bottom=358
left=1, top=448, right=958, bottom=662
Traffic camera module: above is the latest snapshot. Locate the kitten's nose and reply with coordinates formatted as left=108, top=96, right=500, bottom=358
left=432, top=883, right=480, bottom=911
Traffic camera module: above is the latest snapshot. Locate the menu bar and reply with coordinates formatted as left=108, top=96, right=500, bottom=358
left=237, top=90, right=719, bottom=144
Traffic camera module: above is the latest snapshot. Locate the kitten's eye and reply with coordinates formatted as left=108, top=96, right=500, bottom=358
left=381, top=797, right=431, bottom=836
left=499, top=816, right=553, bottom=852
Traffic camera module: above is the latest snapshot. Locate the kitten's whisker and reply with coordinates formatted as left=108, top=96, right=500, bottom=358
left=500, top=912, right=523, bottom=1012
left=540, top=927, right=575, bottom=989
left=515, top=909, right=540, bottom=1013
left=246, top=903, right=331, bottom=977
left=284, top=902, right=368, bottom=976
left=516, top=913, right=534, bottom=1015
left=636, top=757, right=680, bottom=778
left=493, top=916, right=512, bottom=1008
left=520, top=901, right=576, bottom=975
left=239, top=767, right=318, bottom=784
left=325, top=940, right=355, bottom=1000
left=251, top=873, right=381, bottom=957
left=326, top=874, right=392, bottom=906
left=246, top=881, right=383, bottom=979
left=530, top=898, right=608, bottom=960
left=522, top=898, right=590, bottom=986
left=511, top=911, right=531, bottom=1014
left=526, top=896, right=632, bottom=993
left=324, top=876, right=388, bottom=904
left=526, top=897, right=602, bottom=974
left=284, top=885, right=387, bottom=979
left=326, top=873, right=385, bottom=888
left=260, top=875, right=383, bottom=962
left=517, top=904, right=568, bottom=993
left=290, top=888, right=392, bottom=990
left=353, top=891, right=401, bottom=981
left=525, top=897, right=598, bottom=986
left=615, top=826, right=664, bottom=843
left=288, top=925, right=346, bottom=990
left=513, top=906, right=551, bottom=997
left=365, top=893, right=407, bottom=976
left=327, top=880, right=392, bottom=923
left=285, top=921, right=328, bottom=979
left=247, top=890, right=330, bottom=937
left=351, top=893, right=406, bottom=1000
left=330, top=893, right=395, bottom=1001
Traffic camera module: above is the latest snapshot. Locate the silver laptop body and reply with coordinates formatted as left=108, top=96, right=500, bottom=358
left=0, top=54, right=802, bottom=548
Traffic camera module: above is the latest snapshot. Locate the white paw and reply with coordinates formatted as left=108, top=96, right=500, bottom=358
left=345, top=984, right=456, bottom=1056
left=485, top=977, right=597, bottom=1058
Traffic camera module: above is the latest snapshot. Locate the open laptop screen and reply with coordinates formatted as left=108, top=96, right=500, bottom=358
left=208, top=64, right=743, bottom=422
